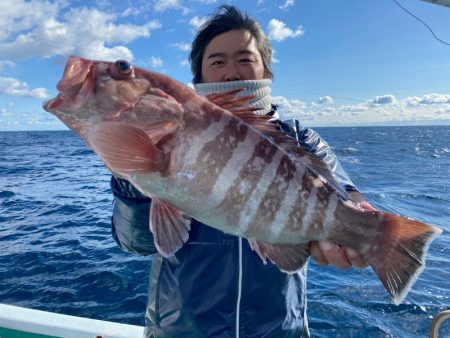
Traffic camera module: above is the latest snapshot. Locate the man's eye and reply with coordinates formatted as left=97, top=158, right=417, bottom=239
left=239, top=58, right=252, bottom=63
left=211, top=60, right=224, bottom=66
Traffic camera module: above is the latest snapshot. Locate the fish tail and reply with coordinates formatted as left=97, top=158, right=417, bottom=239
left=368, top=212, right=442, bottom=305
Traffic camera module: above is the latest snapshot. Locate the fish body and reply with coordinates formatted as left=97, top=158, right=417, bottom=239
left=44, top=56, right=442, bottom=305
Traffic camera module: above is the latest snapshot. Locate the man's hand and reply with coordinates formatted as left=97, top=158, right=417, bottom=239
left=309, top=240, right=368, bottom=269
left=309, top=192, right=377, bottom=270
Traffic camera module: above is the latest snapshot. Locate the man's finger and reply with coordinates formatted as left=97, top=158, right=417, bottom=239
left=345, top=248, right=369, bottom=268
left=318, top=241, right=351, bottom=270
left=309, top=241, right=329, bottom=266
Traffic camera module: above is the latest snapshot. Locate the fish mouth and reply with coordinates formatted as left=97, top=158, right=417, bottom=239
left=44, top=56, right=95, bottom=112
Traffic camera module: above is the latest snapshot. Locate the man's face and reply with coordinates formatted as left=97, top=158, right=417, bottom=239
left=200, top=29, right=265, bottom=83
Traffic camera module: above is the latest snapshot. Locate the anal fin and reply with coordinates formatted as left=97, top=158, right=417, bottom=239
left=248, top=239, right=310, bottom=273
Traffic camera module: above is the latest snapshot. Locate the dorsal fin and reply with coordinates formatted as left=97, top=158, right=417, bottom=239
left=206, top=89, right=260, bottom=114
left=205, top=89, right=349, bottom=199
left=235, top=111, right=349, bottom=200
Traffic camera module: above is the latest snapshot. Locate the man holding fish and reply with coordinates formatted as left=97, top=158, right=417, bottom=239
left=44, top=4, right=441, bottom=338
left=109, top=5, right=375, bottom=338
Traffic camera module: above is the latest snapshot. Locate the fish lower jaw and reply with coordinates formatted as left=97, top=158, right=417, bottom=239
left=44, top=96, right=63, bottom=112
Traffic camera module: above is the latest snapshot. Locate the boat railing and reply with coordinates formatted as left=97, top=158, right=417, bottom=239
left=429, top=310, right=450, bottom=338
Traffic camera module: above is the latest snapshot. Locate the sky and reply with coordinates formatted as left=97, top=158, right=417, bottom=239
left=0, top=0, right=449, bottom=131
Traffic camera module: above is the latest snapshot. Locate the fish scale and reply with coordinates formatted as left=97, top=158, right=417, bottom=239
left=245, top=154, right=297, bottom=240
left=235, top=141, right=285, bottom=236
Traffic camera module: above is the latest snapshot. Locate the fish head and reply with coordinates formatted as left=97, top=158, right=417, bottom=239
left=44, top=56, right=189, bottom=176
left=44, top=56, right=155, bottom=123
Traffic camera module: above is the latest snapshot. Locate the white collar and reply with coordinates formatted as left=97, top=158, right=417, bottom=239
left=194, top=79, right=273, bottom=116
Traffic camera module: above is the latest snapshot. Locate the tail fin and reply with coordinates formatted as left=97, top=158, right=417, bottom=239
left=368, top=213, right=442, bottom=305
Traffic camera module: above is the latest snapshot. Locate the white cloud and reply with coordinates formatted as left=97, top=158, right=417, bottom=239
left=368, top=94, right=396, bottom=106
left=0, top=60, right=15, bottom=71
left=121, top=7, right=140, bottom=17
left=272, top=95, right=309, bottom=117
left=273, top=93, right=450, bottom=126
left=0, top=76, right=49, bottom=99
left=28, top=88, right=49, bottom=100
left=154, top=0, right=190, bottom=14
left=180, top=60, right=190, bottom=68
left=406, top=93, right=450, bottom=106
left=190, top=16, right=209, bottom=31
left=0, top=0, right=58, bottom=41
left=280, top=0, right=294, bottom=10
left=149, top=56, right=164, bottom=68
left=154, top=0, right=181, bottom=11
left=317, top=96, right=333, bottom=105
left=2, top=110, right=66, bottom=131
left=0, top=1, right=162, bottom=62
left=0, top=107, right=12, bottom=116
left=272, top=49, right=280, bottom=63
left=171, top=42, right=191, bottom=52
left=268, top=19, right=304, bottom=42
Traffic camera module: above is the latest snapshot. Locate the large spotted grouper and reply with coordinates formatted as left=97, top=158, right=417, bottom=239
left=44, top=56, right=442, bottom=305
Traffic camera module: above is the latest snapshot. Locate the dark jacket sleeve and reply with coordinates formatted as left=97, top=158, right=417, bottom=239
left=278, top=119, right=358, bottom=192
left=110, top=176, right=157, bottom=255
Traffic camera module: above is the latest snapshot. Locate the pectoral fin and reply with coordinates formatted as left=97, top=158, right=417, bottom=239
left=150, top=198, right=192, bottom=257
left=248, top=239, right=310, bottom=273
left=88, top=121, right=168, bottom=175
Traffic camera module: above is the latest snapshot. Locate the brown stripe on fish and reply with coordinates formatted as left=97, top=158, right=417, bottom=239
left=214, top=137, right=280, bottom=232
left=191, top=117, right=250, bottom=195
left=234, top=143, right=286, bottom=235
left=267, top=163, right=307, bottom=242
left=210, top=123, right=269, bottom=205
left=320, top=190, right=340, bottom=234
left=183, top=114, right=232, bottom=169
left=298, top=174, right=337, bottom=239
left=243, top=153, right=298, bottom=240
left=312, top=177, right=340, bottom=232
left=283, top=170, right=315, bottom=238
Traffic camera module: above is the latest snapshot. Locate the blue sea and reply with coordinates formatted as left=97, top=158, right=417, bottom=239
left=0, top=126, right=449, bottom=337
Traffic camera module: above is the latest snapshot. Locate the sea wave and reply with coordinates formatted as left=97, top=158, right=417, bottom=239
left=1, top=126, right=449, bottom=336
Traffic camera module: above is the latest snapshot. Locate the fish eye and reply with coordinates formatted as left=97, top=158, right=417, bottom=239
left=115, top=60, right=133, bottom=75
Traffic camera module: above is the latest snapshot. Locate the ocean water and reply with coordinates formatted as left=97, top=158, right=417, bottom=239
left=0, top=126, right=449, bottom=337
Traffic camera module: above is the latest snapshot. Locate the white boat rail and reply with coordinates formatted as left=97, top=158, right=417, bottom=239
left=0, top=303, right=144, bottom=338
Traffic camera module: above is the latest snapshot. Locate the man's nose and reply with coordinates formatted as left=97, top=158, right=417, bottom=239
left=223, top=64, right=242, bottom=81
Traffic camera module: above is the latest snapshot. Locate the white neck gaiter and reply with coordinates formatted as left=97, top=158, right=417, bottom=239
left=194, top=79, right=273, bottom=116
